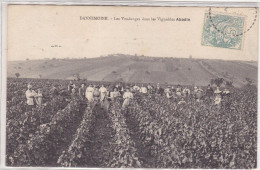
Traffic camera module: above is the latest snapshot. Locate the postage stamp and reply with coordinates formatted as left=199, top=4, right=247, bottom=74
left=202, top=12, right=245, bottom=50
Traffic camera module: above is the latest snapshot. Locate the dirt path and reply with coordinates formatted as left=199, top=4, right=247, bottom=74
left=124, top=109, right=157, bottom=168
left=80, top=103, right=115, bottom=167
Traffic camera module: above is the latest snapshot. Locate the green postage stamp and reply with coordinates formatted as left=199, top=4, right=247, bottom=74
left=202, top=12, right=245, bottom=50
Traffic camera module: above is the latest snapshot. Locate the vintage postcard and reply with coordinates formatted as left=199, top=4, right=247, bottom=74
left=3, top=5, right=258, bottom=169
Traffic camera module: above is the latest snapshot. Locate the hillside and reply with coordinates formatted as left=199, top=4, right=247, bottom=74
left=7, top=55, right=258, bottom=87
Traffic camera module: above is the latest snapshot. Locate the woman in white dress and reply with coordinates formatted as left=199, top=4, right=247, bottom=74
left=85, top=84, right=94, bottom=102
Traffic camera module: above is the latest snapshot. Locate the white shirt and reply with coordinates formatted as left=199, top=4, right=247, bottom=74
left=147, top=85, right=153, bottom=90
left=195, top=88, right=203, bottom=93
left=164, top=88, right=171, bottom=93
left=26, top=89, right=37, bottom=105
left=223, top=90, right=230, bottom=94
left=110, top=91, right=121, bottom=98
left=133, top=86, right=140, bottom=91
left=183, top=88, right=190, bottom=94
left=86, top=87, right=94, bottom=93
left=123, top=92, right=133, bottom=99
left=166, top=92, right=172, bottom=99
left=99, top=87, right=107, bottom=94
left=99, top=87, right=108, bottom=101
left=140, top=87, right=148, bottom=94
left=85, top=86, right=94, bottom=100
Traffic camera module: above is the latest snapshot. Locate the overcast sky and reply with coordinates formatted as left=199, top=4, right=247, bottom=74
left=7, top=5, right=258, bottom=61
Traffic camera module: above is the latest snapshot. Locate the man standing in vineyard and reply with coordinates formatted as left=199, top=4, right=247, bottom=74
left=122, top=87, right=133, bottom=110
left=79, top=83, right=86, bottom=99
left=25, top=84, right=37, bottom=111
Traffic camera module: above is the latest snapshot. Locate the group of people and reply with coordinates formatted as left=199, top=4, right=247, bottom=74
left=25, top=80, right=231, bottom=111
left=67, top=81, right=231, bottom=108
left=25, top=84, right=43, bottom=110
left=68, top=81, right=134, bottom=110
left=160, top=84, right=230, bottom=105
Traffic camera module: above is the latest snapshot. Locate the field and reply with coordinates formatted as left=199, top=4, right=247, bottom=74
left=6, top=77, right=257, bottom=168
left=8, top=55, right=257, bottom=87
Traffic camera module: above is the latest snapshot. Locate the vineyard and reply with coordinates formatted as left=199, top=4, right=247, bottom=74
left=6, top=78, right=257, bottom=168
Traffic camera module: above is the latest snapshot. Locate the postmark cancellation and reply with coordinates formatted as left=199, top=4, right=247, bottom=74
left=202, top=11, right=245, bottom=50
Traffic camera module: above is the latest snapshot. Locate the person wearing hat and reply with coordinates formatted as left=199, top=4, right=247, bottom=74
left=122, top=87, right=133, bottom=110
left=25, top=84, right=37, bottom=110
left=85, top=84, right=94, bottom=102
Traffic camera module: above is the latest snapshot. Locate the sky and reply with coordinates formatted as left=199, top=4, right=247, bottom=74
left=7, top=5, right=258, bottom=61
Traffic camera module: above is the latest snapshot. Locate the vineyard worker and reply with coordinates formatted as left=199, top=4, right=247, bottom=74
left=194, top=86, right=203, bottom=102
left=147, top=84, right=153, bottom=91
left=50, top=85, right=59, bottom=96
left=206, top=84, right=214, bottom=98
left=214, top=87, right=222, bottom=106
left=140, top=84, right=148, bottom=94
left=222, top=88, right=230, bottom=96
left=85, top=84, right=94, bottom=102
left=156, top=83, right=164, bottom=96
left=116, top=83, right=124, bottom=95
left=122, top=87, right=133, bottom=110
left=165, top=86, right=173, bottom=99
left=36, top=88, right=43, bottom=106
left=68, top=80, right=74, bottom=93
left=176, top=85, right=182, bottom=96
left=133, top=84, right=140, bottom=91
left=222, top=87, right=231, bottom=108
left=99, top=84, right=108, bottom=101
left=79, top=83, right=86, bottom=99
left=25, top=84, right=37, bottom=110
left=182, top=87, right=191, bottom=98
left=107, top=87, right=121, bottom=101
left=93, top=85, right=100, bottom=101
left=178, top=97, right=186, bottom=105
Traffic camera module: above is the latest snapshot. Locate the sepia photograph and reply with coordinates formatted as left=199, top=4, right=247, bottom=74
left=4, top=5, right=258, bottom=168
